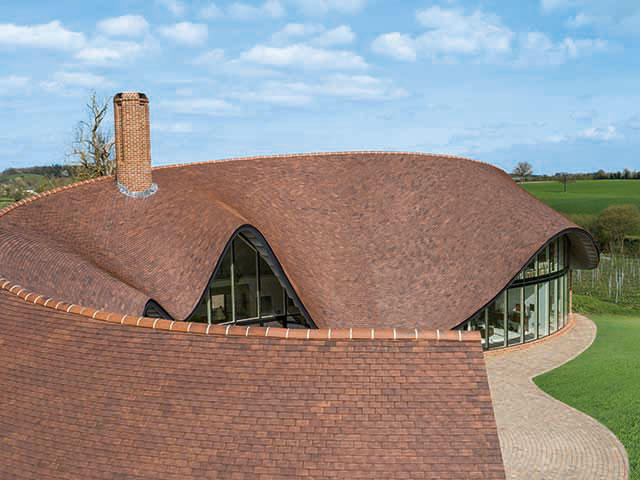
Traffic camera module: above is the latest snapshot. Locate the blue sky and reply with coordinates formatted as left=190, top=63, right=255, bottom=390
left=1, top=0, right=639, bottom=174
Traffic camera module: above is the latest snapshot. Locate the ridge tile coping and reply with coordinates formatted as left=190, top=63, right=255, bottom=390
left=0, top=277, right=481, bottom=343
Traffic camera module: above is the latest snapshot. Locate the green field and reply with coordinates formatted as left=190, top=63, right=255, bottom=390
left=522, top=179, right=640, bottom=221
left=535, top=311, right=640, bottom=479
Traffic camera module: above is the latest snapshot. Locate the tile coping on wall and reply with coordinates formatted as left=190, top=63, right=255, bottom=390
left=0, top=278, right=481, bottom=342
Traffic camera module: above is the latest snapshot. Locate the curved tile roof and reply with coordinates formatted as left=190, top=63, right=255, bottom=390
left=0, top=288, right=505, bottom=479
left=0, top=151, right=598, bottom=329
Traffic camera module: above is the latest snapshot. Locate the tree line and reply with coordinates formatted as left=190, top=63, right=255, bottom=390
left=512, top=161, right=640, bottom=182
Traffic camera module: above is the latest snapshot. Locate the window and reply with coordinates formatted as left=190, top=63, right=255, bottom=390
left=458, top=234, right=573, bottom=350
left=507, top=287, right=523, bottom=345
left=523, top=284, right=536, bottom=342
left=488, top=292, right=506, bottom=349
left=233, top=236, right=258, bottom=321
left=190, top=232, right=310, bottom=328
left=537, top=281, right=549, bottom=337
left=550, top=278, right=558, bottom=333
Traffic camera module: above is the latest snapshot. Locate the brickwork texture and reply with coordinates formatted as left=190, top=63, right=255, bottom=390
left=0, top=288, right=505, bottom=479
left=113, top=92, right=153, bottom=193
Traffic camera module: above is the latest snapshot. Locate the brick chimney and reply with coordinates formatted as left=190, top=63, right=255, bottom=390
left=113, top=92, right=157, bottom=197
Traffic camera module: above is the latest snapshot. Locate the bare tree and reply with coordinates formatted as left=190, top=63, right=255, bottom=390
left=557, top=172, right=576, bottom=192
left=68, top=93, right=115, bottom=179
left=512, top=161, right=533, bottom=178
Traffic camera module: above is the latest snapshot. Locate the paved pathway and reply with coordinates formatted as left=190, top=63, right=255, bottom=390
left=485, top=314, right=629, bottom=480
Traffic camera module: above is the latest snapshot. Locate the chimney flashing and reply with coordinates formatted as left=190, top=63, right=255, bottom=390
left=116, top=181, right=158, bottom=199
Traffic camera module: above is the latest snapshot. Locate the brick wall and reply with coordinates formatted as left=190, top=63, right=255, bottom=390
left=113, top=92, right=153, bottom=193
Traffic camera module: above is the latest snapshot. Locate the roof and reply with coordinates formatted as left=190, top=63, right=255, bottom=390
left=0, top=151, right=598, bottom=329
left=0, top=287, right=505, bottom=479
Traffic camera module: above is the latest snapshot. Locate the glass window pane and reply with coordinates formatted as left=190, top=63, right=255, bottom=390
left=558, top=236, right=565, bottom=270
left=538, top=246, right=549, bottom=276
left=559, top=274, right=565, bottom=329
left=549, top=239, right=557, bottom=273
left=285, top=294, right=305, bottom=325
left=210, top=249, right=233, bottom=323
left=467, top=312, right=487, bottom=349
left=488, top=292, right=506, bottom=349
left=538, top=282, right=549, bottom=337
left=524, top=285, right=536, bottom=342
left=233, top=237, right=258, bottom=320
left=550, top=278, right=558, bottom=333
left=507, top=287, right=523, bottom=345
left=259, top=256, right=284, bottom=317
left=524, top=259, right=537, bottom=279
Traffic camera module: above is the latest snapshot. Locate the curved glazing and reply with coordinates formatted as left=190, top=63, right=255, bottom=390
left=459, top=235, right=570, bottom=350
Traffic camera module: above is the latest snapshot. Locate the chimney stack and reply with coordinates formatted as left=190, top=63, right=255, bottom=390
left=113, top=92, right=157, bottom=197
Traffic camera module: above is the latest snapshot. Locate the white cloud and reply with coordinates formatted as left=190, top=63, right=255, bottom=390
left=97, top=15, right=149, bottom=37
left=228, top=0, right=285, bottom=19
left=158, top=98, right=237, bottom=115
left=271, top=23, right=354, bottom=47
left=0, top=75, right=30, bottom=95
left=199, top=2, right=223, bottom=19
left=312, top=25, right=355, bottom=47
left=540, top=0, right=577, bottom=12
left=75, top=37, right=149, bottom=66
left=193, top=48, right=225, bottom=65
left=416, top=6, right=512, bottom=57
left=271, top=23, right=324, bottom=44
left=230, top=74, right=406, bottom=105
left=41, top=71, right=113, bottom=92
left=566, top=13, right=594, bottom=28
left=158, top=22, right=208, bottom=46
left=316, top=74, right=407, bottom=99
left=156, top=0, right=186, bottom=16
left=517, top=32, right=608, bottom=66
left=372, top=32, right=416, bottom=61
left=231, top=84, right=313, bottom=106
left=373, top=7, right=512, bottom=62
left=373, top=5, right=608, bottom=66
left=0, top=20, right=85, bottom=50
left=292, top=0, right=366, bottom=15
left=152, top=122, right=193, bottom=133
left=240, top=43, right=366, bottom=69
left=579, top=125, right=621, bottom=140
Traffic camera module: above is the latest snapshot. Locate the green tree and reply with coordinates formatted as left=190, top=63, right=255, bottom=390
left=592, top=205, right=640, bottom=254
left=68, top=92, right=115, bottom=179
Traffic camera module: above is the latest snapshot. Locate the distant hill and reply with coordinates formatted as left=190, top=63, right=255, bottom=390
left=0, top=164, right=79, bottom=208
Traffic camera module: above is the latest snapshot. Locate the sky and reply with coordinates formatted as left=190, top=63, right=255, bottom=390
left=1, top=0, right=639, bottom=174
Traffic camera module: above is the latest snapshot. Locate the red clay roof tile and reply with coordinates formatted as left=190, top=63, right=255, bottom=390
left=0, top=152, right=596, bottom=330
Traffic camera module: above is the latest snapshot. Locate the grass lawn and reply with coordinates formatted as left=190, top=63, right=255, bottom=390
left=522, top=179, right=640, bottom=225
left=534, top=307, right=640, bottom=479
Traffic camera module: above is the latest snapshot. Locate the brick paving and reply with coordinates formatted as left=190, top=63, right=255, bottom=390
left=485, top=314, right=629, bottom=479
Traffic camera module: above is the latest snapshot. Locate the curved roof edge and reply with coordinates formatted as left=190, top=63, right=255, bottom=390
left=453, top=227, right=599, bottom=330
left=0, top=276, right=481, bottom=342
left=175, top=224, right=317, bottom=327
